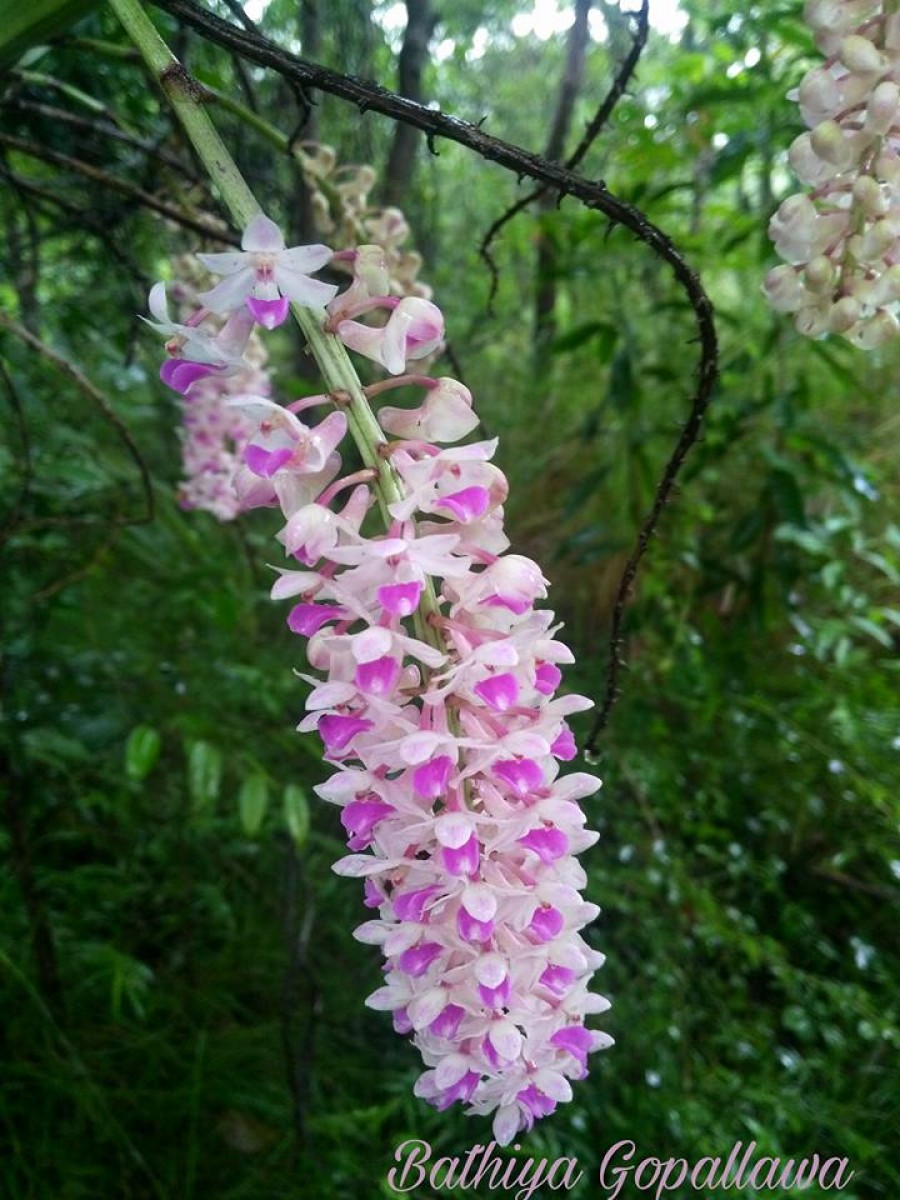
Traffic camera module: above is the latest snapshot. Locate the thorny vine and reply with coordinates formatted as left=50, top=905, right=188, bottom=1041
left=148, top=0, right=720, bottom=752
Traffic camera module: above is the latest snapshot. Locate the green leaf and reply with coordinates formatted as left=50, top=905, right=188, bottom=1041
left=770, top=468, right=807, bottom=528
left=22, top=728, right=90, bottom=766
left=238, top=774, right=269, bottom=837
left=0, top=0, right=98, bottom=69
left=187, top=740, right=222, bottom=812
left=848, top=616, right=893, bottom=649
left=283, top=783, right=310, bottom=848
left=551, top=320, right=618, bottom=357
left=125, top=725, right=161, bottom=782
left=606, top=346, right=635, bottom=411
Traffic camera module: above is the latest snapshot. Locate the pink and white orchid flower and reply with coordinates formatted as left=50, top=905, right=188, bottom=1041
left=197, top=213, right=339, bottom=329
left=336, top=297, right=444, bottom=374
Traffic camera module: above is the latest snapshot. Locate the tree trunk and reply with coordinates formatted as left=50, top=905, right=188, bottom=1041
left=299, top=0, right=321, bottom=143
left=292, top=0, right=321, bottom=243
left=535, top=0, right=592, bottom=355
left=382, top=0, right=437, bottom=208
left=288, top=0, right=322, bottom=379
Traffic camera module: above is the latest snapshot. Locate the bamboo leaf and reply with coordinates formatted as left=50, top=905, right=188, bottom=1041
left=0, top=0, right=98, bottom=69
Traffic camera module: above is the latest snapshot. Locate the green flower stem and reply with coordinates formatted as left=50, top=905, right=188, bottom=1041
left=108, top=0, right=442, bottom=650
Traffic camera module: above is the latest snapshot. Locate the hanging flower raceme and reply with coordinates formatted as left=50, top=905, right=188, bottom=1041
left=145, top=274, right=271, bottom=520
left=765, top=1, right=900, bottom=346
left=146, top=217, right=612, bottom=1144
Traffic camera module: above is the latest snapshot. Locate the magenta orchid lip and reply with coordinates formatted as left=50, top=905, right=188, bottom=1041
left=146, top=214, right=612, bottom=1144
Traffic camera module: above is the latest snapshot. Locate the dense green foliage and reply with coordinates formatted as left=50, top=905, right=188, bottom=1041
left=1, top=2, right=898, bottom=1197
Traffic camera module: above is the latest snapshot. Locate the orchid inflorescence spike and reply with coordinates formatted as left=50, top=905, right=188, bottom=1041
left=765, top=1, right=900, bottom=346
left=146, top=213, right=612, bottom=1144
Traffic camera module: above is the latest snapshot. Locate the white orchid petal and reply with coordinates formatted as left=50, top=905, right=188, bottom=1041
left=278, top=244, right=334, bottom=273
left=195, top=251, right=247, bottom=276
left=275, top=267, right=339, bottom=309
left=197, top=269, right=255, bottom=314
left=241, top=213, right=285, bottom=252
left=148, top=281, right=171, bottom=323
left=381, top=309, right=411, bottom=374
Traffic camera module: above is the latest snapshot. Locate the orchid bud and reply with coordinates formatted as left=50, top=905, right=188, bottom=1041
left=788, top=132, right=833, bottom=187
left=848, top=308, right=900, bottom=346
left=769, top=195, right=820, bottom=264
left=849, top=218, right=897, bottom=264
left=764, top=265, right=807, bottom=312
left=872, top=264, right=900, bottom=304
left=804, top=255, right=836, bottom=294
left=795, top=305, right=831, bottom=337
left=875, top=147, right=900, bottom=183
left=828, top=296, right=862, bottom=332
left=852, top=175, right=888, bottom=218
left=865, top=80, right=900, bottom=135
left=797, top=67, right=845, bottom=124
left=352, top=244, right=392, bottom=296
left=810, top=120, right=854, bottom=168
left=839, top=34, right=888, bottom=75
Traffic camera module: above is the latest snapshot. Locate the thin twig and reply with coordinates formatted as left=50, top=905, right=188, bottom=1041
left=0, top=163, right=152, bottom=294
left=0, top=132, right=237, bottom=245
left=0, top=361, right=33, bottom=545
left=215, top=0, right=263, bottom=108
left=480, top=0, right=650, bottom=311
left=584, top=373, right=716, bottom=753
left=220, top=0, right=257, bottom=33
left=0, top=313, right=155, bottom=529
left=32, top=526, right=125, bottom=601
left=567, top=1, right=650, bottom=173
left=811, top=866, right=899, bottom=903
left=2, top=97, right=200, bottom=179
left=221, top=0, right=313, bottom=129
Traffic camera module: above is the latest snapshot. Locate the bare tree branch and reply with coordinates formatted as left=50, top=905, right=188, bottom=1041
left=0, top=161, right=152, bottom=298
left=534, top=0, right=593, bottom=350
left=383, top=0, right=438, bottom=207
left=219, top=0, right=256, bottom=33
left=0, top=131, right=238, bottom=245
left=2, top=97, right=200, bottom=178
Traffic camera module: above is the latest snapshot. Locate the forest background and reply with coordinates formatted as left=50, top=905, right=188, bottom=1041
left=0, top=0, right=898, bottom=1197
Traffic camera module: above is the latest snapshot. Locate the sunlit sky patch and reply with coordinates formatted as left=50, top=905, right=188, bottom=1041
left=242, top=0, right=688, bottom=44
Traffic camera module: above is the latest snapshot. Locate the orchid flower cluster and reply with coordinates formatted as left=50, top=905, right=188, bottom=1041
left=149, top=267, right=268, bottom=519
left=296, top=141, right=430, bottom=299
left=154, top=146, right=429, bottom=520
left=765, top=1, right=900, bottom=346
left=145, top=213, right=612, bottom=1143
